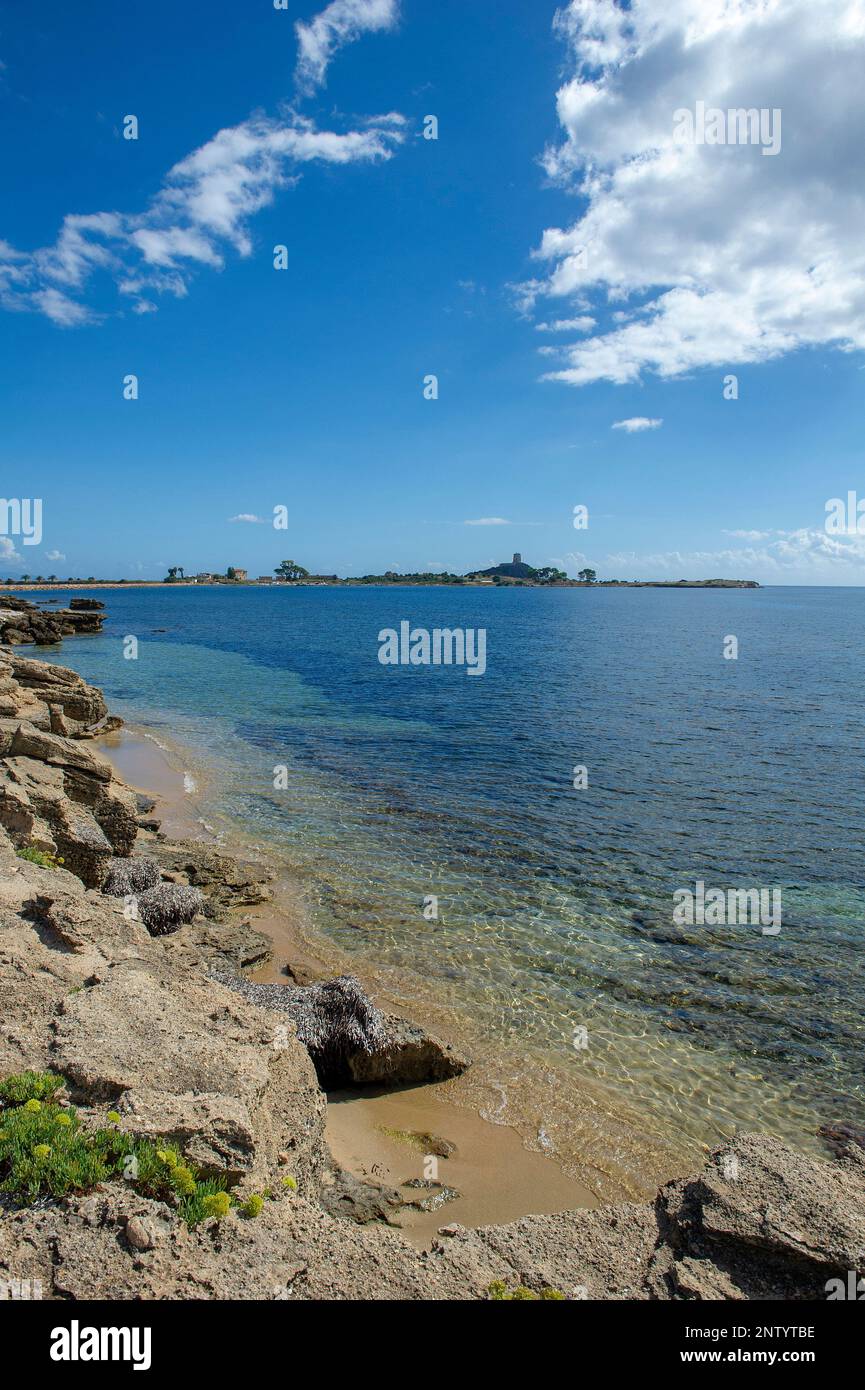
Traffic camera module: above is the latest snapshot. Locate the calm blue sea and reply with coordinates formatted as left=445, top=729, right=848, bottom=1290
left=32, top=584, right=865, bottom=1183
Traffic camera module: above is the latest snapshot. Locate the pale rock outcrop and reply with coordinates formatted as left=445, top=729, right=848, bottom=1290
left=0, top=700, right=138, bottom=886
left=211, top=971, right=470, bottom=1088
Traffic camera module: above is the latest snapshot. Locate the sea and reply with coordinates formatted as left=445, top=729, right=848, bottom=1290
left=32, top=583, right=865, bottom=1197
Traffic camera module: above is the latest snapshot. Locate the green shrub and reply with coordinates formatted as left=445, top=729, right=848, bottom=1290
left=0, top=1073, right=234, bottom=1226
left=16, top=847, right=64, bottom=870
left=487, top=1280, right=566, bottom=1301
left=0, top=1101, right=109, bottom=1200
left=0, top=1071, right=63, bottom=1105
left=239, top=1193, right=264, bottom=1219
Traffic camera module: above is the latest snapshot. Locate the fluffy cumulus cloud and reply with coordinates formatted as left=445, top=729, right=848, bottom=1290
left=295, top=0, right=399, bottom=95
left=0, top=4, right=404, bottom=326
left=524, top=0, right=865, bottom=386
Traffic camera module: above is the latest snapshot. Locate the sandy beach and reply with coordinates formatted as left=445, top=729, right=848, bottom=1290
left=97, top=724, right=596, bottom=1243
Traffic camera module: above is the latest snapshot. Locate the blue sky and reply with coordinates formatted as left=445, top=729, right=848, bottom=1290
left=1, top=0, right=864, bottom=583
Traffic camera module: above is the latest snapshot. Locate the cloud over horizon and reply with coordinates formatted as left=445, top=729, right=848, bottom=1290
left=607, top=526, right=865, bottom=579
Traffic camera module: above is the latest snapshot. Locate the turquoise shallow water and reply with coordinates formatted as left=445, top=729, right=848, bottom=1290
left=32, top=584, right=865, bottom=1189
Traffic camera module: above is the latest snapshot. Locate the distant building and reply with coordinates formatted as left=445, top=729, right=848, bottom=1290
left=228, top=568, right=248, bottom=582
left=476, top=553, right=536, bottom=580
left=194, top=573, right=216, bottom=583
left=256, top=575, right=274, bottom=584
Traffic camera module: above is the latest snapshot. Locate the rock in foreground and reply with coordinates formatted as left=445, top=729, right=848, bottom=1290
left=211, top=971, right=470, bottom=1088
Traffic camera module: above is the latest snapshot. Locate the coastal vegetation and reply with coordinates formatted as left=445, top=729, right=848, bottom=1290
left=16, top=845, right=64, bottom=870
left=488, top=1280, right=566, bottom=1300
left=0, top=1070, right=239, bottom=1227
left=2, top=553, right=759, bottom=589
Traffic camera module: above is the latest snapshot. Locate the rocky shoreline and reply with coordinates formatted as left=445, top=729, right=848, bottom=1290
left=1, top=628, right=863, bottom=1299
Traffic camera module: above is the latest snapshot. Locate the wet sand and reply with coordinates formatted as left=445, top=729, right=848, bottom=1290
left=326, top=1084, right=594, bottom=1247
left=98, top=723, right=601, bottom=1239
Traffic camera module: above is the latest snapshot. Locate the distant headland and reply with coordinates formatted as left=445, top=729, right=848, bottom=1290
left=0, top=554, right=760, bottom=590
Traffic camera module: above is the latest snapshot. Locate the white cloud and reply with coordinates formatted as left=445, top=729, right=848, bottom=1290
left=295, top=0, right=399, bottom=95
left=463, top=516, right=512, bottom=526
left=0, top=116, right=403, bottom=323
left=606, top=527, right=865, bottom=581
left=612, top=416, right=663, bottom=432
left=522, top=0, right=865, bottom=386
left=535, top=316, right=595, bottom=333
left=45, top=550, right=66, bottom=562
left=1, top=1, right=405, bottom=325
left=723, top=528, right=772, bottom=541
left=0, top=537, right=20, bottom=562
left=31, top=287, right=96, bottom=327
left=229, top=514, right=266, bottom=524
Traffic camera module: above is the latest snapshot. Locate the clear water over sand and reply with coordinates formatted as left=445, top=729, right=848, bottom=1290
left=35, top=584, right=865, bottom=1197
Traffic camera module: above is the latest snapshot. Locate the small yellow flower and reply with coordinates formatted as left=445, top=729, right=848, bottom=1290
left=106, top=1111, right=121, bottom=1125
left=55, top=1113, right=72, bottom=1127
left=33, top=1143, right=51, bottom=1158
left=281, top=1175, right=297, bottom=1191
left=24, top=1099, right=42, bottom=1113
left=172, top=1166, right=196, bottom=1196
left=202, top=1192, right=231, bottom=1219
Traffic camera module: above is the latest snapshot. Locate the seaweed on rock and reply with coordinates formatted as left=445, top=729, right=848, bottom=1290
left=135, top=883, right=206, bottom=936
left=102, top=857, right=162, bottom=896
left=212, top=972, right=389, bottom=1085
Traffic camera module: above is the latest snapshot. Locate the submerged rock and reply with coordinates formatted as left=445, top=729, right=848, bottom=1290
left=402, top=1179, right=461, bottom=1212
left=818, top=1122, right=865, bottom=1159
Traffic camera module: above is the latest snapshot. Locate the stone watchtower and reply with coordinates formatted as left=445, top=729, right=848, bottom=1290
left=512, top=553, right=522, bottom=565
